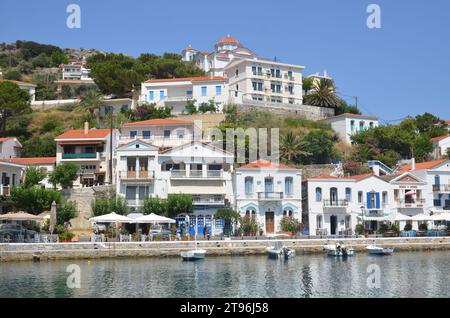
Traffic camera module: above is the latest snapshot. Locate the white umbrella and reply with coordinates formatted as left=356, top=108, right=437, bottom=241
left=89, top=212, right=134, bottom=223
left=134, top=213, right=176, bottom=224
left=0, top=212, right=43, bottom=221
left=394, top=214, right=412, bottom=221
left=412, top=214, right=431, bottom=221
left=429, top=213, right=450, bottom=221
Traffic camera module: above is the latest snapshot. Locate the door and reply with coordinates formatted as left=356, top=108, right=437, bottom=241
left=264, top=178, right=274, bottom=193
left=189, top=215, right=197, bottom=236
left=197, top=215, right=205, bottom=237
left=265, top=212, right=275, bottom=233
left=330, top=215, right=338, bottom=235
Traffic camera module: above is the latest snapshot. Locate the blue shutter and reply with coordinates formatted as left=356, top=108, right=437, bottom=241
left=366, top=193, right=371, bottom=209
left=435, top=175, right=440, bottom=186
left=376, top=192, right=380, bottom=209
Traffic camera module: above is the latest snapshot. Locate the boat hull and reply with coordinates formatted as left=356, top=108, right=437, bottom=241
left=367, top=246, right=394, bottom=255
left=181, top=249, right=206, bottom=261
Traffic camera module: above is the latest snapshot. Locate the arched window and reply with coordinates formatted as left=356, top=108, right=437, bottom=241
left=315, top=187, right=322, bottom=202
left=345, top=188, right=352, bottom=201
left=244, top=176, right=253, bottom=194
left=246, top=209, right=256, bottom=218
left=285, top=177, right=293, bottom=195
left=283, top=209, right=293, bottom=217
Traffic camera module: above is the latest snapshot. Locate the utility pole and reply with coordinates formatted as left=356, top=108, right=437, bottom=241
left=355, top=96, right=359, bottom=108
left=109, top=106, right=113, bottom=185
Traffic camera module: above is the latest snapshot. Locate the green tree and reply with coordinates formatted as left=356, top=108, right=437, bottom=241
left=3, top=70, right=22, bottom=81
left=280, top=216, right=302, bottom=234
left=185, top=99, right=198, bottom=114
left=50, top=50, right=69, bottom=66
left=239, top=215, right=260, bottom=236
left=280, top=131, right=310, bottom=163
left=32, top=73, right=57, bottom=100
left=0, top=81, right=31, bottom=134
left=335, top=99, right=361, bottom=115
left=301, top=131, right=335, bottom=164
left=11, top=186, right=61, bottom=215
left=374, top=150, right=401, bottom=168
left=23, top=167, right=47, bottom=188
left=302, top=77, right=314, bottom=95
left=167, top=194, right=192, bottom=218
left=77, top=89, right=104, bottom=123
left=304, top=78, right=341, bottom=108
left=143, top=196, right=168, bottom=216
left=214, top=208, right=240, bottom=236
left=48, top=163, right=79, bottom=188
left=21, top=133, right=56, bottom=157
left=412, top=134, right=433, bottom=162
left=198, top=100, right=217, bottom=114
left=57, top=200, right=78, bottom=225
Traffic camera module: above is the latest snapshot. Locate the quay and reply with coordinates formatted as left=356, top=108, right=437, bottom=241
left=1, top=237, right=450, bottom=262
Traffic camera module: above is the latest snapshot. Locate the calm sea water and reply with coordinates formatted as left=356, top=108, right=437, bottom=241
left=0, top=251, right=449, bottom=298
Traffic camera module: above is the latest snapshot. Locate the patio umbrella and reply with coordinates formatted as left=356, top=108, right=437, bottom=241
left=50, top=201, right=57, bottom=234
left=394, top=214, right=412, bottom=222
left=429, top=213, right=450, bottom=221
left=89, top=212, right=134, bottom=223
left=412, top=214, right=431, bottom=221
left=0, top=212, right=43, bottom=221
left=134, top=213, right=176, bottom=224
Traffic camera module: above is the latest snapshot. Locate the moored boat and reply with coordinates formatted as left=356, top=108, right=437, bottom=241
left=324, top=242, right=355, bottom=257
left=181, top=249, right=206, bottom=261
left=366, top=245, right=394, bottom=255
left=267, top=241, right=296, bottom=260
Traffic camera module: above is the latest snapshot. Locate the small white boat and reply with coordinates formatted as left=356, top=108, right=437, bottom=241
left=366, top=245, right=394, bottom=255
left=267, top=241, right=295, bottom=260
left=324, top=242, right=355, bottom=257
left=181, top=249, right=206, bottom=261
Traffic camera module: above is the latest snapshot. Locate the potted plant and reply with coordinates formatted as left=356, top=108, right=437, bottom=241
left=404, top=223, right=413, bottom=232
left=354, top=224, right=364, bottom=236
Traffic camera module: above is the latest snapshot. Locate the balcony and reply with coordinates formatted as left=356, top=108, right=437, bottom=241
left=119, top=171, right=154, bottom=182
left=323, top=199, right=349, bottom=207
left=258, top=192, right=283, bottom=200
left=170, top=170, right=224, bottom=179
left=432, top=184, right=450, bottom=193
left=192, top=195, right=225, bottom=205
left=0, top=185, right=11, bottom=196
left=62, top=153, right=99, bottom=160
left=396, top=199, right=426, bottom=208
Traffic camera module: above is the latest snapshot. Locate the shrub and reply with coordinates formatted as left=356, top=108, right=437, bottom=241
left=11, top=185, right=61, bottom=214
left=280, top=216, right=301, bottom=234
left=378, top=222, right=389, bottom=234
left=239, top=216, right=260, bottom=236
left=48, top=163, right=79, bottom=188
left=391, top=223, right=400, bottom=234
left=57, top=200, right=78, bottom=226
left=404, top=223, right=413, bottom=231
left=418, top=222, right=428, bottom=231
left=355, top=224, right=364, bottom=235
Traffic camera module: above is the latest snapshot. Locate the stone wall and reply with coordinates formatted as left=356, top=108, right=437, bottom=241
left=1, top=237, right=449, bottom=262
left=238, top=103, right=335, bottom=121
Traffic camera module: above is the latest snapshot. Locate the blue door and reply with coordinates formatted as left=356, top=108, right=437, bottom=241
left=189, top=215, right=196, bottom=236
left=197, top=215, right=205, bottom=237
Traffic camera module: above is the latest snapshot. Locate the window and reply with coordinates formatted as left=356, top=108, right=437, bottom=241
left=435, top=175, right=441, bottom=186
left=345, top=215, right=351, bottom=229
left=235, top=84, right=239, bottom=97
left=369, top=122, right=374, bottom=128
left=283, top=209, right=293, bottom=217
left=252, top=66, right=257, bottom=75
left=186, top=90, right=193, bottom=97
left=164, top=130, right=171, bottom=138
left=288, top=85, right=294, bottom=95
left=264, top=177, right=274, bottom=193
left=345, top=188, right=352, bottom=201
left=215, top=85, right=222, bottom=95
left=285, top=177, right=293, bottom=195
left=367, top=192, right=380, bottom=209
left=142, top=131, right=151, bottom=139
left=159, top=90, right=165, bottom=100
left=315, top=187, right=322, bottom=202
left=382, top=191, right=388, bottom=207
left=288, top=70, right=293, bottom=80
left=270, top=69, right=275, bottom=77
left=121, top=104, right=128, bottom=111
left=316, top=215, right=323, bottom=229
left=130, top=131, right=137, bottom=139
left=235, top=69, right=239, bottom=77
left=177, top=129, right=185, bottom=139
left=275, top=69, right=281, bottom=78
left=350, top=120, right=355, bottom=132
left=149, top=91, right=154, bottom=101
left=245, top=177, right=253, bottom=194
left=358, top=191, right=363, bottom=204
left=201, top=86, right=207, bottom=96
left=359, top=121, right=365, bottom=131
left=252, top=81, right=258, bottom=91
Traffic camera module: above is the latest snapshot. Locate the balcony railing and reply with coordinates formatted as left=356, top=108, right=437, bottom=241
left=396, top=199, right=426, bottom=208
left=192, top=196, right=225, bottom=205
left=127, top=199, right=144, bottom=207
left=433, top=184, right=450, bottom=193
left=258, top=192, right=283, bottom=200
left=170, top=170, right=224, bottom=179
left=119, top=171, right=154, bottom=181
left=323, top=199, right=349, bottom=207
left=62, top=153, right=98, bottom=160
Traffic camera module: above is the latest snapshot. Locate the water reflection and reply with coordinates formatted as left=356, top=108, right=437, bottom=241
left=0, top=251, right=449, bottom=298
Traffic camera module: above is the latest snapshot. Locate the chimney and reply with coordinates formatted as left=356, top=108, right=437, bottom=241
left=411, top=158, right=416, bottom=171
left=323, top=69, right=328, bottom=78
left=84, top=121, right=89, bottom=134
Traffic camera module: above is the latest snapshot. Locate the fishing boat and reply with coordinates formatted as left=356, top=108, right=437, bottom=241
left=366, top=245, right=394, bottom=255
left=266, top=241, right=295, bottom=260
left=324, top=242, right=355, bottom=257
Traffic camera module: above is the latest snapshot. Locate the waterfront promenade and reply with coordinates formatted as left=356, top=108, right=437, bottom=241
left=1, top=237, right=450, bottom=262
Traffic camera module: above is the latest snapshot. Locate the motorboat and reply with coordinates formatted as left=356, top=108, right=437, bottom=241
left=267, top=241, right=295, bottom=260
left=181, top=248, right=206, bottom=261
left=366, top=245, right=394, bottom=255
left=324, top=242, right=355, bottom=257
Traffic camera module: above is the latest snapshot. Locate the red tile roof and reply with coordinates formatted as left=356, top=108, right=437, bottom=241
left=0, top=138, right=12, bottom=143
left=216, top=37, right=241, bottom=46
left=123, top=118, right=192, bottom=127
left=145, top=76, right=225, bottom=83
left=55, top=129, right=112, bottom=140
left=239, top=160, right=294, bottom=170
left=321, top=113, right=379, bottom=121
left=445, top=120, right=450, bottom=125
left=3, top=157, right=56, bottom=165
left=431, top=134, right=450, bottom=142
left=0, top=79, right=37, bottom=87
left=400, top=159, right=448, bottom=173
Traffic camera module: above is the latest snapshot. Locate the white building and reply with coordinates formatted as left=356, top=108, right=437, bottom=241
left=3, top=157, right=56, bottom=188
left=140, top=77, right=228, bottom=114
left=234, top=160, right=302, bottom=235
left=99, top=98, right=135, bottom=117
left=320, top=113, right=379, bottom=144
left=182, top=37, right=257, bottom=77
left=60, top=63, right=92, bottom=81
left=224, top=58, right=304, bottom=106
left=55, top=123, right=116, bottom=187
left=0, top=80, right=36, bottom=102
left=0, top=160, right=24, bottom=212
left=0, top=137, right=22, bottom=159
left=431, top=134, right=450, bottom=159
left=308, top=173, right=392, bottom=236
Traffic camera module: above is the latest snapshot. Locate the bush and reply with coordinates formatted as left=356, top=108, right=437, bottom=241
left=58, top=230, right=75, bottom=242
left=355, top=224, right=364, bottom=235
left=4, top=70, right=22, bottom=81
left=280, top=216, right=301, bottom=234
left=11, top=185, right=61, bottom=214
left=404, top=223, right=413, bottom=231
left=57, top=201, right=78, bottom=226
left=91, top=195, right=128, bottom=217
left=391, top=223, right=400, bottom=234
left=239, top=216, right=260, bottom=236
left=378, top=222, right=389, bottom=234
left=48, top=163, right=79, bottom=188
left=143, top=196, right=168, bottom=216
left=23, top=166, right=47, bottom=188
left=418, top=222, right=428, bottom=231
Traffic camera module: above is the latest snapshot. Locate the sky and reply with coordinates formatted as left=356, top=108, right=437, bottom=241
left=1, top=0, right=449, bottom=122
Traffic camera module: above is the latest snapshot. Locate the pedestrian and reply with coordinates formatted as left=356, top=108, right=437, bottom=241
left=203, top=226, right=207, bottom=239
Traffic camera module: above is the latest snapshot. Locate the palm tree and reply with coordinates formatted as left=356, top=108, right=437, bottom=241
left=76, top=90, right=104, bottom=123
left=280, top=131, right=311, bottom=163
left=304, top=78, right=341, bottom=108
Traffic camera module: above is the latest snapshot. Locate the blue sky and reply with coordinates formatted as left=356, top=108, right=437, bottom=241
left=1, top=0, right=449, bottom=122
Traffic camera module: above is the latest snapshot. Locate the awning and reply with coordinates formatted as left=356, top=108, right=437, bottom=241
left=94, top=171, right=106, bottom=174
left=357, top=216, right=391, bottom=222
left=0, top=212, right=43, bottom=221
left=89, top=212, right=134, bottom=223
left=134, top=213, right=176, bottom=224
